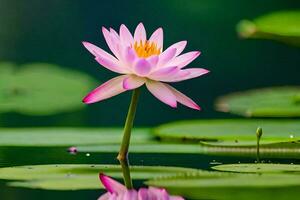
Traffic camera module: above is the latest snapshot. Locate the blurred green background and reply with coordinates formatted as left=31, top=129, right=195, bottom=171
left=0, top=0, right=300, bottom=127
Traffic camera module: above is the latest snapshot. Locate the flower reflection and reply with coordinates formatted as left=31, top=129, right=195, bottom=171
left=98, top=173, right=184, bottom=200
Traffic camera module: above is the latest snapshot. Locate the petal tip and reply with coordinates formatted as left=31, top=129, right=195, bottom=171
left=102, top=26, right=109, bottom=34
left=188, top=100, right=201, bottom=110
left=82, top=95, right=93, bottom=104
left=99, top=173, right=111, bottom=191
left=99, top=173, right=106, bottom=181
left=171, top=102, right=178, bottom=108
left=194, top=104, right=201, bottom=111
left=82, top=41, right=91, bottom=49
left=202, top=69, right=210, bottom=75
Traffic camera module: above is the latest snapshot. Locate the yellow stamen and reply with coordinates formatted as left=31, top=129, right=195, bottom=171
left=133, top=40, right=161, bottom=58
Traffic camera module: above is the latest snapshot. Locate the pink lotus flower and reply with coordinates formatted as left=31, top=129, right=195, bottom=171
left=98, top=173, right=184, bottom=200
left=82, top=23, right=209, bottom=110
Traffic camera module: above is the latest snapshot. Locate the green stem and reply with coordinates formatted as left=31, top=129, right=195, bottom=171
left=119, top=158, right=133, bottom=189
left=117, top=88, right=140, bottom=161
left=256, top=127, right=262, bottom=163
left=256, top=137, right=260, bottom=163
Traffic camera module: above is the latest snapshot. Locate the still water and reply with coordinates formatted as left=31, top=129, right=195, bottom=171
left=0, top=0, right=300, bottom=199
left=0, top=146, right=299, bottom=200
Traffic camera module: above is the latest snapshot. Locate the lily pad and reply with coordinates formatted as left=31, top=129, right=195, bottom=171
left=77, top=143, right=202, bottom=154
left=213, top=163, right=300, bottom=173
left=0, top=164, right=198, bottom=190
left=294, top=94, right=300, bottom=103
left=0, top=62, right=97, bottom=115
left=199, top=141, right=300, bottom=159
left=237, top=10, right=300, bottom=47
left=215, top=87, right=300, bottom=117
left=1, top=127, right=299, bottom=158
left=0, top=128, right=151, bottom=146
left=154, top=119, right=300, bottom=144
left=146, top=172, right=300, bottom=200
left=77, top=141, right=300, bottom=159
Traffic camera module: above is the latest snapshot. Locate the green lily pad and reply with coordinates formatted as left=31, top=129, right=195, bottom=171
left=200, top=139, right=300, bottom=147
left=294, top=94, right=300, bottom=103
left=199, top=141, right=300, bottom=159
left=9, top=176, right=100, bottom=191
left=1, top=127, right=299, bottom=158
left=0, top=128, right=151, bottom=146
left=154, top=119, right=300, bottom=144
left=0, top=62, right=97, bottom=115
left=215, top=87, right=300, bottom=117
left=213, top=163, right=300, bottom=173
left=0, top=164, right=198, bottom=190
left=77, top=141, right=300, bottom=159
left=77, top=143, right=202, bottom=154
left=146, top=172, right=300, bottom=200
left=237, top=10, right=300, bottom=47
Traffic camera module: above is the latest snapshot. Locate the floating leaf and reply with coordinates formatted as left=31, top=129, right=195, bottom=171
left=0, top=62, right=97, bottom=115
left=0, top=164, right=198, bottom=190
left=213, top=163, right=300, bottom=173
left=146, top=172, right=300, bottom=200
left=294, top=94, right=300, bottom=103
left=152, top=119, right=300, bottom=158
left=77, top=143, right=202, bottom=154
left=200, top=139, right=300, bottom=147
left=0, top=128, right=151, bottom=146
left=154, top=119, right=300, bottom=144
left=1, top=127, right=299, bottom=158
left=237, top=11, right=300, bottom=47
left=199, top=141, right=300, bottom=159
left=215, top=87, right=300, bottom=117
left=77, top=141, right=300, bottom=159
left=9, top=176, right=100, bottom=191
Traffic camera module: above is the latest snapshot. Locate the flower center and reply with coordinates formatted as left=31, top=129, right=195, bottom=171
left=133, top=40, right=161, bottom=58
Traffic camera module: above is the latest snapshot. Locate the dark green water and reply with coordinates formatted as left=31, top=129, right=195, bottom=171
left=0, top=147, right=222, bottom=199
left=0, top=0, right=300, bottom=199
left=0, top=146, right=299, bottom=199
left=0, top=0, right=300, bottom=127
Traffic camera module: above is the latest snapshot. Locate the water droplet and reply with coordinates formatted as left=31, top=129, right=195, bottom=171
left=291, top=163, right=294, bottom=165
left=238, top=161, right=241, bottom=164
left=210, top=160, right=222, bottom=165
left=290, top=134, right=294, bottom=139
left=86, top=153, right=90, bottom=157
